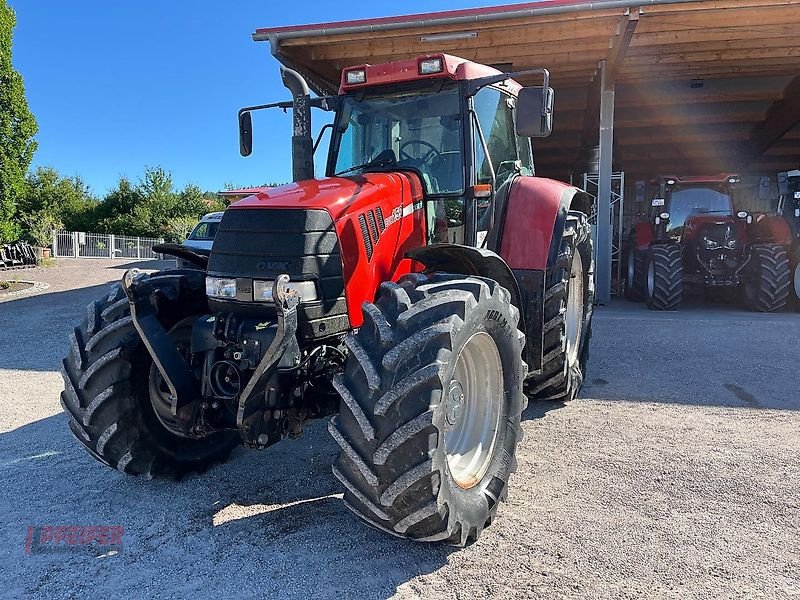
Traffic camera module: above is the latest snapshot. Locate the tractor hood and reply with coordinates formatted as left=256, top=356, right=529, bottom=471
left=227, top=172, right=423, bottom=222
left=685, top=214, right=737, bottom=229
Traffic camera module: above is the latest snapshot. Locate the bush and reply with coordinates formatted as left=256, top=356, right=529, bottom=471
left=21, top=210, right=62, bottom=248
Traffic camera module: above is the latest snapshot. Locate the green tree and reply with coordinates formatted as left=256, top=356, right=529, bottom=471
left=21, top=166, right=97, bottom=231
left=0, top=1, right=38, bottom=242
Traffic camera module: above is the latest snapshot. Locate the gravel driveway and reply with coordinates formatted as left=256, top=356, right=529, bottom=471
left=1, top=259, right=798, bottom=599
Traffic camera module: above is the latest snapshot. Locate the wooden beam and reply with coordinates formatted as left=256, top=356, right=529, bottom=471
left=605, top=9, right=640, bottom=84
left=743, top=76, right=800, bottom=165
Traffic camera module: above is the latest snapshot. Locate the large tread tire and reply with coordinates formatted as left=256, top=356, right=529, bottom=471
left=646, top=244, right=683, bottom=311
left=330, top=273, right=527, bottom=545
left=791, top=257, right=800, bottom=312
left=741, top=244, right=791, bottom=313
left=624, top=246, right=647, bottom=302
left=525, top=212, right=594, bottom=402
left=60, top=270, right=240, bottom=479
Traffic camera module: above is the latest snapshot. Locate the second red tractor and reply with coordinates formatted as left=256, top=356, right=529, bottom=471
left=625, top=174, right=792, bottom=311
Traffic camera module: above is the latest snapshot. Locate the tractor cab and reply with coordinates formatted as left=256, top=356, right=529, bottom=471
left=239, top=54, right=554, bottom=251
left=648, top=175, right=743, bottom=243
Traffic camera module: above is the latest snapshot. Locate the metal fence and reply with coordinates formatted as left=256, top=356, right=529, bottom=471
left=53, top=231, right=165, bottom=260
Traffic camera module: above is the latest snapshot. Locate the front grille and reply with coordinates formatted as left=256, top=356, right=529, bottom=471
left=207, top=208, right=348, bottom=339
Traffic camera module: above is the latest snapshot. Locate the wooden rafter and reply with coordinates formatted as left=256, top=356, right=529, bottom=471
left=742, top=76, right=800, bottom=166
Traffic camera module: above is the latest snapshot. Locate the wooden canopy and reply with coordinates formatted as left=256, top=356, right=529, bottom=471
left=255, top=0, right=800, bottom=180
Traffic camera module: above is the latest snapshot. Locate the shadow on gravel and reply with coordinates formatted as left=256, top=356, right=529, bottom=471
left=0, top=283, right=114, bottom=372
left=522, top=398, right=567, bottom=421
left=1, top=414, right=454, bottom=599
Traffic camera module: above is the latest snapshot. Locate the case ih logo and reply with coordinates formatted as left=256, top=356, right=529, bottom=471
left=256, top=260, right=290, bottom=273
left=24, top=525, right=124, bottom=555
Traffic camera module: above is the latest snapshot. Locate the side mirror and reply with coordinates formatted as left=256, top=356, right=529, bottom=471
left=516, top=86, right=554, bottom=138
left=239, top=111, right=253, bottom=157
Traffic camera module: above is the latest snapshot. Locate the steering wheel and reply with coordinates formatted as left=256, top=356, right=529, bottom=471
left=399, top=140, right=441, bottom=165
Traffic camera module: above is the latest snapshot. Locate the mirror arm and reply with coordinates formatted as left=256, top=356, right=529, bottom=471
left=237, top=95, right=338, bottom=119
left=467, top=68, right=550, bottom=113
left=313, top=123, right=333, bottom=154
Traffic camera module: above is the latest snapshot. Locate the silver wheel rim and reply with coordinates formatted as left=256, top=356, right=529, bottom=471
left=647, top=260, right=655, bottom=298
left=627, top=250, right=636, bottom=289
left=565, top=251, right=585, bottom=366
left=444, top=331, right=503, bottom=490
left=794, top=263, right=800, bottom=300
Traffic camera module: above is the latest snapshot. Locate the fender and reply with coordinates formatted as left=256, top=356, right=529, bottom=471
left=498, top=176, right=592, bottom=271
left=153, top=243, right=210, bottom=269
left=405, top=244, right=524, bottom=326
left=633, top=223, right=655, bottom=250
left=747, top=214, right=793, bottom=246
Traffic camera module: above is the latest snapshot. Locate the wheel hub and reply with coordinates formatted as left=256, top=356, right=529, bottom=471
left=444, top=380, right=465, bottom=431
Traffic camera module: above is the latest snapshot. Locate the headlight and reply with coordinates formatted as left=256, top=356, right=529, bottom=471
left=206, top=277, right=236, bottom=299
left=703, top=236, right=721, bottom=250
left=253, top=280, right=318, bottom=303
left=724, top=238, right=737, bottom=249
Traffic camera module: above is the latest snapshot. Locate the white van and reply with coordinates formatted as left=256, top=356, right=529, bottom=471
left=182, top=212, right=224, bottom=252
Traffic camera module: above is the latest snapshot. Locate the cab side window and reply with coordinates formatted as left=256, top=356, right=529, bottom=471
left=473, top=87, right=518, bottom=189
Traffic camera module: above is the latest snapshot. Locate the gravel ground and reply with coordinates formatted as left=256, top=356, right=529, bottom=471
left=0, top=259, right=798, bottom=599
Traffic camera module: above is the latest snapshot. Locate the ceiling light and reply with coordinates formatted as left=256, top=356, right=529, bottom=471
left=420, top=31, right=478, bottom=43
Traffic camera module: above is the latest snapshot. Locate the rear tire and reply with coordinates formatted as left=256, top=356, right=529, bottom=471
left=330, top=273, right=526, bottom=545
left=526, top=212, right=594, bottom=401
left=60, top=271, right=239, bottom=479
left=646, top=244, right=683, bottom=311
left=741, top=244, right=790, bottom=312
left=624, top=246, right=646, bottom=302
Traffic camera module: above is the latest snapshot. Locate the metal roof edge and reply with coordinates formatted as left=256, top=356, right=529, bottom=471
left=252, top=0, right=701, bottom=42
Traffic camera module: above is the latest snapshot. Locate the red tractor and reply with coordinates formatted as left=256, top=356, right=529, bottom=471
left=60, top=54, right=594, bottom=545
left=625, top=174, right=791, bottom=311
left=777, top=169, right=800, bottom=310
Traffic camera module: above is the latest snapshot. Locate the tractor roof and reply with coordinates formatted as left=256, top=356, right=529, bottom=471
left=339, top=53, right=522, bottom=95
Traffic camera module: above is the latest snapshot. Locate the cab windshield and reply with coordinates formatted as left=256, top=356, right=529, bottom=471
left=667, top=186, right=733, bottom=232
left=330, top=85, right=464, bottom=196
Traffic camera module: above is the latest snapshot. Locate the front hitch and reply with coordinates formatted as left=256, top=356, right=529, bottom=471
left=236, top=274, right=301, bottom=447
left=121, top=269, right=200, bottom=433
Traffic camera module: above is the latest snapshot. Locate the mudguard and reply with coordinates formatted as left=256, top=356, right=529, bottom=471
left=497, top=177, right=592, bottom=271
left=405, top=244, right=524, bottom=326
left=747, top=215, right=793, bottom=246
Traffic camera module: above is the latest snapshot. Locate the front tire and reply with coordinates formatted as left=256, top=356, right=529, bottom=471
left=741, top=244, right=790, bottom=312
left=60, top=271, right=239, bottom=479
left=646, top=244, right=683, bottom=311
left=330, top=273, right=526, bottom=545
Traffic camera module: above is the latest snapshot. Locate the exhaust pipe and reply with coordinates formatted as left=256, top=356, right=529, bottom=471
left=281, top=67, right=314, bottom=182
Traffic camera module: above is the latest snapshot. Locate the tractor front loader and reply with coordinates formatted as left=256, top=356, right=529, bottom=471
left=61, top=54, right=594, bottom=545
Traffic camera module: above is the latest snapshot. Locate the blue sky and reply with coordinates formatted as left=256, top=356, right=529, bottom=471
left=9, top=0, right=521, bottom=195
